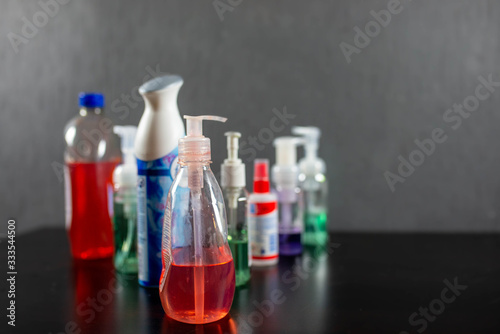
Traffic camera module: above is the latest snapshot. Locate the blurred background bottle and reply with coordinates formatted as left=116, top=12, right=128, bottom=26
left=272, top=137, right=304, bottom=256
left=221, top=132, right=250, bottom=286
left=64, top=93, right=121, bottom=260
left=292, top=126, right=328, bottom=246
left=113, top=126, right=138, bottom=274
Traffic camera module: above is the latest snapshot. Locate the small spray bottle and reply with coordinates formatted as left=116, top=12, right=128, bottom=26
left=160, top=115, right=235, bottom=324
left=221, top=132, right=250, bottom=286
left=248, top=159, right=279, bottom=266
left=292, top=126, right=328, bottom=246
left=112, top=126, right=138, bottom=274
left=272, top=137, right=304, bottom=256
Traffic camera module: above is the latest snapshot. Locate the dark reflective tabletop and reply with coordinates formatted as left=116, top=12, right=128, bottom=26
left=1, top=229, right=499, bottom=333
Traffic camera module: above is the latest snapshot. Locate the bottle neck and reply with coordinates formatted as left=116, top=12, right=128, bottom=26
left=79, top=107, right=103, bottom=116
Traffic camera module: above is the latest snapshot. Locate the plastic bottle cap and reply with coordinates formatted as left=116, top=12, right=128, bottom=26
left=253, top=159, right=271, bottom=193
left=221, top=132, right=246, bottom=188
left=79, top=93, right=104, bottom=108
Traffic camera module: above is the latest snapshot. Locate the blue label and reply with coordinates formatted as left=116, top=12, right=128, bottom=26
left=137, top=148, right=179, bottom=286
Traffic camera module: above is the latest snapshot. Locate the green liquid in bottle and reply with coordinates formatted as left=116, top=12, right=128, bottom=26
left=303, top=210, right=328, bottom=246
left=228, top=238, right=250, bottom=286
left=113, top=193, right=138, bottom=274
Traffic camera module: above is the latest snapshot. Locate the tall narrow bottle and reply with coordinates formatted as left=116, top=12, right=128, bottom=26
left=292, top=126, right=328, bottom=246
left=248, top=159, right=279, bottom=266
left=113, top=126, right=138, bottom=274
left=221, top=132, right=250, bottom=286
left=135, top=75, right=185, bottom=287
left=160, top=115, right=235, bottom=324
left=64, top=93, right=121, bottom=260
left=272, top=137, right=304, bottom=256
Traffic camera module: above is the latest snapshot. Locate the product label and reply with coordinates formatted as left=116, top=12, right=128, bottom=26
left=137, top=149, right=179, bottom=285
left=248, top=201, right=278, bottom=261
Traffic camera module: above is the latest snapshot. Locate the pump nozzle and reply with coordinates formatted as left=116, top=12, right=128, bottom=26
left=291, top=126, right=325, bottom=175
left=114, top=126, right=138, bottom=165
left=179, top=115, right=227, bottom=190
left=273, top=137, right=303, bottom=167
left=221, top=132, right=245, bottom=189
left=113, top=125, right=138, bottom=188
left=179, top=115, right=227, bottom=164
left=292, top=126, right=320, bottom=159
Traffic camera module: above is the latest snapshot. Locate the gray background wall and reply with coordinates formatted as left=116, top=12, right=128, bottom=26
left=2, top=0, right=500, bottom=234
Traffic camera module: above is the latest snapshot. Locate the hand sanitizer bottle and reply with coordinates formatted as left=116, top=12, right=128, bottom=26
left=221, top=132, right=250, bottom=286
left=64, top=93, right=121, bottom=260
left=292, top=126, right=328, bottom=246
left=248, top=159, right=279, bottom=266
left=112, top=126, right=138, bottom=274
left=135, top=75, right=185, bottom=287
left=160, top=115, right=235, bottom=324
left=272, top=137, right=304, bottom=256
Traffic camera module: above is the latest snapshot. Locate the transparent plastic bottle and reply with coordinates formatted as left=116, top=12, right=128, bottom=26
left=272, top=137, right=304, bottom=256
left=224, top=187, right=250, bottom=285
left=160, top=115, right=235, bottom=324
left=64, top=93, right=121, bottom=260
left=112, top=126, right=138, bottom=274
left=221, top=132, right=250, bottom=286
left=292, top=126, right=328, bottom=246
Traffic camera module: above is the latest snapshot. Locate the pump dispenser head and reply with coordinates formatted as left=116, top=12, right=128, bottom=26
left=291, top=126, right=325, bottom=175
left=272, top=137, right=302, bottom=187
left=221, top=132, right=246, bottom=188
left=114, top=126, right=137, bottom=165
left=179, top=115, right=227, bottom=190
left=113, top=125, right=138, bottom=186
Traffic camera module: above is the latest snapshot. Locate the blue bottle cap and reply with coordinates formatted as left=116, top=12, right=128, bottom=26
left=79, top=92, right=104, bottom=108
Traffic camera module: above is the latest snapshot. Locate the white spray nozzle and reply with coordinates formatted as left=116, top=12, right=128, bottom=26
left=114, top=125, right=137, bottom=165
left=273, top=136, right=303, bottom=166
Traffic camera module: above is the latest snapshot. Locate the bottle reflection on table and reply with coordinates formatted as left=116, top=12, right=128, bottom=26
left=71, top=258, right=117, bottom=333
left=162, top=313, right=238, bottom=334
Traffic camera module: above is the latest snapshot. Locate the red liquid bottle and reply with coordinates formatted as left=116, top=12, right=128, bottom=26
left=64, top=93, right=121, bottom=260
left=159, top=115, right=235, bottom=324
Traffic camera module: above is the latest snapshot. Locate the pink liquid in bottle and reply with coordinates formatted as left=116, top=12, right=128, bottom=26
left=160, top=247, right=236, bottom=324
left=67, top=161, right=118, bottom=259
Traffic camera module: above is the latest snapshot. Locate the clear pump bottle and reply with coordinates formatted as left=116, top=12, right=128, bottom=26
left=112, top=126, right=138, bottom=274
left=160, top=115, right=235, bottom=324
left=221, top=132, right=250, bottom=287
left=272, top=137, right=304, bottom=256
left=292, top=126, right=328, bottom=246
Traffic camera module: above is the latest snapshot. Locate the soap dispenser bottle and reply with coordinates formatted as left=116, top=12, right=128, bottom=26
left=112, top=126, right=138, bottom=274
left=160, top=115, right=235, bottom=324
left=272, top=137, right=304, bottom=255
left=292, top=126, right=328, bottom=246
left=221, top=132, right=250, bottom=286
